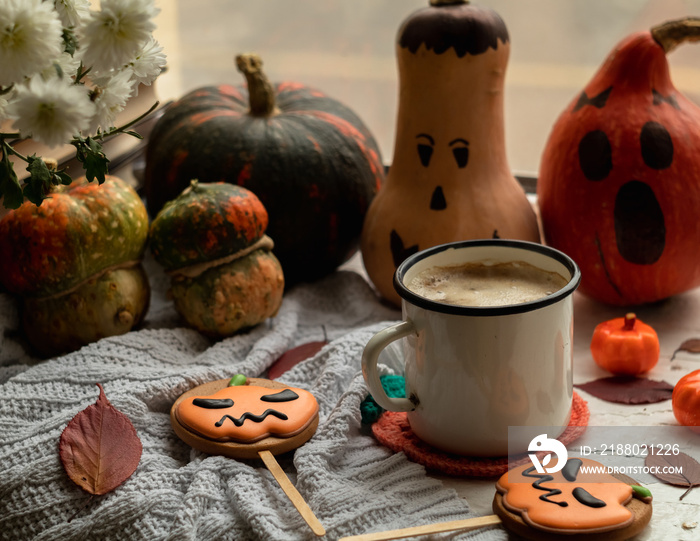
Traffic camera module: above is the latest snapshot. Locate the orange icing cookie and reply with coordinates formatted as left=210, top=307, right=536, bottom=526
left=175, top=384, right=318, bottom=444
left=495, top=457, right=651, bottom=535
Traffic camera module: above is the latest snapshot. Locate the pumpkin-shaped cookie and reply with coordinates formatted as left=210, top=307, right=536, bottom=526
left=494, top=458, right=653, bottom=540
left=171, top=377, right=319, bottom=459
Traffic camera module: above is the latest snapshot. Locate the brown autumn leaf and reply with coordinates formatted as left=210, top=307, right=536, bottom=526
left=574, top=376, right=673, bottom=404
left=645, top=451, right=700, bottom=500
left=268, top=341, right=328, bottom=380
left=671, top=338, right=700, bottom=361
left=59, top=383, right=142, bottom=495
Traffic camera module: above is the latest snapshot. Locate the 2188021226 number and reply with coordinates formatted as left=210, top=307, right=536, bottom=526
left=597, top=443, right=681, bottom=456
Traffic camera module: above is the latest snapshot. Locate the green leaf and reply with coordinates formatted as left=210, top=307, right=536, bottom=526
left=62, top=27, right=78, bottom=57
left=55, top=170, right=73, bottom=186
left=123, top=131, right=144, bottom=140
left=27, top=156, right=52, bottom=185
left=73, top=137, right=110, bottom=184
left=22, top=157, right=54, bottom=205
left=23, top=181, right=46, bottom=206
left=0, top=156, right=23, bottom=209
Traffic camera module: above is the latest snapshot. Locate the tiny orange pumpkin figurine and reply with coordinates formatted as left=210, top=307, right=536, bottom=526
left=590, top=313, right=660, bottom=376
left=672, top=369, right=700, bottom=433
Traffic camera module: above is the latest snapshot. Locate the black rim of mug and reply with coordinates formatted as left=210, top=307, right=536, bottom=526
left=393, top=239, right=582, bottom=316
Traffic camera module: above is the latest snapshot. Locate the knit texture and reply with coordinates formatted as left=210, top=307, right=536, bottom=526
left=0, top=260, right=508, bottom=541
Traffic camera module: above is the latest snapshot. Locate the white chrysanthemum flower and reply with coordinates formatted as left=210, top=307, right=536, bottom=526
left=0, top=95, right=9, bottom=124
left=38, top=52, right=82, bottom=82
left=0, top=0, right=64, bottom=87
left=80, top=0, right=158, bottom=74
left=7, top=77, right=96, bottom=148
left=54, top=0, right=90, bottom=29
left=126, top=37, right=166, bottom=88
left=89, top=70, right=134, bottom=133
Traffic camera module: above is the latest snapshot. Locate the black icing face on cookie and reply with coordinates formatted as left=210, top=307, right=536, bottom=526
left=175, top=385, right=318, bottom=443
left=496, top=458, right=650, bottom=533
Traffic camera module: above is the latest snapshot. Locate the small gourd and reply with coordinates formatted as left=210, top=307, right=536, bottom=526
left=361, top=0, right=540, bottom=306
left=149, top=181, right=284, bottom=337
left=0, top=175, right=150, bottom=357
left=538, top=18, right=700, bottom=305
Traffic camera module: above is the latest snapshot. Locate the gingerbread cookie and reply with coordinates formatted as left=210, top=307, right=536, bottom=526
left=171, top=376, right=319, bottom=459
left=493, top=458, right=652, bottom=540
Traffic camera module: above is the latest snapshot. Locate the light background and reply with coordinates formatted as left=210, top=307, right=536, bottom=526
left=153, top=0, right=700, bottom=175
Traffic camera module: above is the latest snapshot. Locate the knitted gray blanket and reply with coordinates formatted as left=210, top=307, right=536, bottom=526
left=0, top=261, right=507, bottom=540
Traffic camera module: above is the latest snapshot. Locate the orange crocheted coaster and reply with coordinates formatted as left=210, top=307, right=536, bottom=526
left=372, top=392, right=589, bottom=478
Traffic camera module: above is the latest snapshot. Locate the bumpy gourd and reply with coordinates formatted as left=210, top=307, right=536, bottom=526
left=144, top=53, right=384, bottom=286
left=0, top=175, right=150, bottom=357
left=361, top=0, right=540, bottom=306
left=149, top=181, right=284, bottom=337
left=538, top=18, right=700, bottom=306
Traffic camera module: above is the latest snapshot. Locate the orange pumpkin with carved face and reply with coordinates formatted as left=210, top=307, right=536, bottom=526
left=538, top=19, right=700, bottom=306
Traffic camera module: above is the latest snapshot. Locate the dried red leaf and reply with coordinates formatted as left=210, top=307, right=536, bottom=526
left=59, top=383, right=142, bottom=495
left=645, top=451, right=700, bottom=500
left=268, top=341, right=327, bottom=380
left=574, top=376, right=673, bottom=404
left=671, top=338, right=700, bottom=361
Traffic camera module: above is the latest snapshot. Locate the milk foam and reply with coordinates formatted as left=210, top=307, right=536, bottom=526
left=407, top=260, right=568, bottom=307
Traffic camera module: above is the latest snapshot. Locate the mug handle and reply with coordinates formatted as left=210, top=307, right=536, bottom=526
left=362, top=320, right=416, bottom=412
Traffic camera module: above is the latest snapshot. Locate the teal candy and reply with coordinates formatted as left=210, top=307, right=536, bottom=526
left=360, top=375, right=406, bottom=424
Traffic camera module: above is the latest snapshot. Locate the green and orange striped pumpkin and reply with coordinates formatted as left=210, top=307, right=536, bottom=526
left=0, top=175, right=148, bottom=298
left=149, top=181, right=284, bottom=337
left=149, top=180, right=269, bottom=272
left=0, top=175, right=150, bottom=356
left=144, top=53, right=384, bottom=285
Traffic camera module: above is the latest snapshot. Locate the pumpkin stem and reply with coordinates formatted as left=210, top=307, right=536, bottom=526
left=235, top=53, right=279, bottom=117
left=182, top=179, right=199, bottom=197
left=623, top=313, right=637, bottom=331
left=651, top=17, right=700, bottom=54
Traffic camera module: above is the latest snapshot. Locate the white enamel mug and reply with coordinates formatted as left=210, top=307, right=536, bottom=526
left=362, top=239, right=581, bottom=456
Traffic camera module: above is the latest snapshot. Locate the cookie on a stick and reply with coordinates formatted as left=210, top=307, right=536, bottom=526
left=339, top=457, right=653, bottom=541
left=171, top=375, right=324, bottom=536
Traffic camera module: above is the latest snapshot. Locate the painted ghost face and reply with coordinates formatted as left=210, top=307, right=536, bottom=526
left=389, top=132, right=476, bottom=267
left=416, top=132, right=470, bottom=211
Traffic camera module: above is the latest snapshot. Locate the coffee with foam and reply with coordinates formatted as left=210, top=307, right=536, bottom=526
left=407, top=260, right=568, bottom=307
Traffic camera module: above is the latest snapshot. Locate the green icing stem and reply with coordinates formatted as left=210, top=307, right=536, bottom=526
left=632, top=485, right=652, bottom=500
left=228, top=374, right=248, bottom=386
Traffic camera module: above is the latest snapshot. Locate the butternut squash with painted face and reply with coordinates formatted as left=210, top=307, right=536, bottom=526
left=361, top=0, right=540, bottom=306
